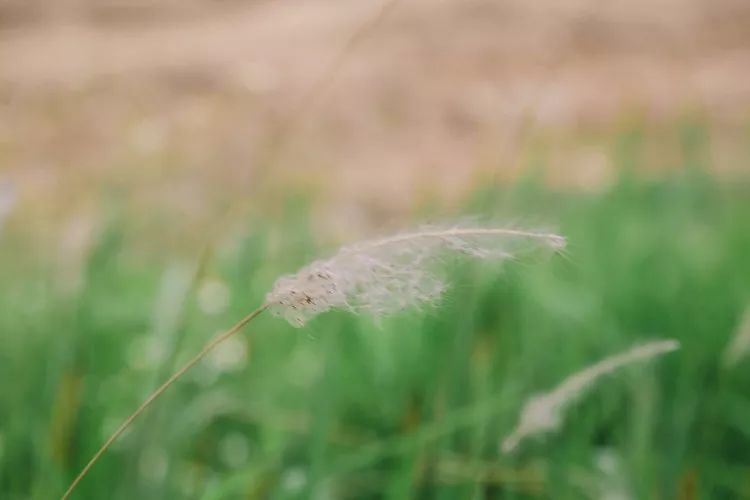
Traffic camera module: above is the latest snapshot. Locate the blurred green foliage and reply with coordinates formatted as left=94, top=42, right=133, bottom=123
left=1, top=127, right=750, bottom=499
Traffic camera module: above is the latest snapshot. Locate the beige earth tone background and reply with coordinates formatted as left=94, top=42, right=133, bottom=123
left=1, top=0, right=749, bottom=238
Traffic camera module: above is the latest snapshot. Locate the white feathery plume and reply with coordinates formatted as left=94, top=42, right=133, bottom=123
left=62, top=221, right=566, bottom=499
left=722, top=305, right=750, bottom=368
left=266, top=225, right=566, bottom=326
left=501, top=339, right=680, bottom=454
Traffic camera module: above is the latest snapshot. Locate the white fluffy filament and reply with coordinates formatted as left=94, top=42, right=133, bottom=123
left=722, top=305, right=750, bottom=368
left=501, top=339, right=680, bottom=453
left=266, top=225, right=566, bottom=326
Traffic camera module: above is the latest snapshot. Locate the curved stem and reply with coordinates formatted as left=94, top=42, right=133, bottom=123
left=61, top=304, right=269, bottom=500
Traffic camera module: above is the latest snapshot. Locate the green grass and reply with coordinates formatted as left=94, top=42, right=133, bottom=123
left=1, top=132, right=750, bottom=499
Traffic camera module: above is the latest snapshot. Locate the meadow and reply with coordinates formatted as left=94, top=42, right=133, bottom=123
left=1, top=122, right=749, bottom=500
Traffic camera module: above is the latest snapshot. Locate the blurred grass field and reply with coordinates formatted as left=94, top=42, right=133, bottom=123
left=1, top=122, right=749, bottom=499
left=3, top=1, right=750, bottom=498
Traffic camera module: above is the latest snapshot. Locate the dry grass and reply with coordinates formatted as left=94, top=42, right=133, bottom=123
left=62, top=222, right=565, bottom=498
left=2, top=0, right=750, bottom=236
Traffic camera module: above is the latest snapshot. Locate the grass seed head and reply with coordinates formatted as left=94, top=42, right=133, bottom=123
left=266, top=224, right=566, bottom=326
left=502, top=339, right=680, bottom=453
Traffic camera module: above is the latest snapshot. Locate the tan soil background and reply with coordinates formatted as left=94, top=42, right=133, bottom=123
left=1, top=0, right=749, bottom=235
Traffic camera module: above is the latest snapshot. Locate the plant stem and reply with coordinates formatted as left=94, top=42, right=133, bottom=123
left=61, top=304, right=269, bottom=500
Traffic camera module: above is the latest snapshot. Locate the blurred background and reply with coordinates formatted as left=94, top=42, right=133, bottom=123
left=1, top=0, right=749, bottom=498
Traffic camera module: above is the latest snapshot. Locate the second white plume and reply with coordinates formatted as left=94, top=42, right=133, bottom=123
left=501, top=339, right=681, bottom=454
left=266, top=224, right=566, bottom=326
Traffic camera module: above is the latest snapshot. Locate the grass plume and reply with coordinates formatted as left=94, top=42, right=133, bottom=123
left=502, top=339, right=680, bottom=454
left=722, top=305, right=750, bottom=368
left=61, top=223, right=564, bottom=498
left=267, top=225, right=565, bottom=326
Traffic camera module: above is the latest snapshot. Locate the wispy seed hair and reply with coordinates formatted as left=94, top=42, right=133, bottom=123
left=266, top=225, right=566, bottom=326
left=502, top=339, right=680, bottom=453
left=722, top=305, right=750, bottom=368
left=61, top=221, right=566, bottom=498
